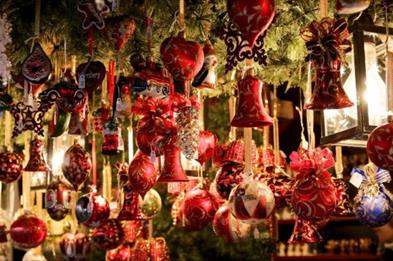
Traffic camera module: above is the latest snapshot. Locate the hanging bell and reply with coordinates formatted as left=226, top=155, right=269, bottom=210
left=231, top=73, right=273, bottom=128
left=117, top=185, right=145, bottom=221
left=336, top=0, right=371, bottom=15
left=24, top=138, right=50, bottom=172
left=305, top=59, right=353, bottom=110
left=157, top=141, right=189, bottom=183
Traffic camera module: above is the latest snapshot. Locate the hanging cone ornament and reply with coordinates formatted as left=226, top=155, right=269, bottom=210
left=231, top=74, right=273, bottom=127
left=24, top=138, right=50, bottom=172
left=367, top=122, right=393, bottom=171
left=197, top=131, right=217, bottom=165
left=10, top=212, right=47, bottom=250
left=158, top=140, right=188, bottom=183
left=59, top=232, right=91, bottom=261
left=118, top=185, right=145, bottom=221
left=128, top=151, right=157, bottom=197
left=45, top=178, right=72, bottom=221
left=336, top=0, right=371, bottom=15
left=22, top=43, right=52, bottom=84
left=227, top=0, right=276, bottom=47
left=92, top=219, right=124, bottom=250
left=0, top=150, right=23, bottom=183
left=76, top=190, right=110, bottom=228
left=192, top=42, right=218, bottom=89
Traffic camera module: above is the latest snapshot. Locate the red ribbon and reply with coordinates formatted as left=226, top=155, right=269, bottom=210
left=92, top=136, right=97, bottom=185
left=289, top=148, right=335, bottom=177
left=108, top=60, right=116, bottom=107
left=88, top=28, right=94, bottom=56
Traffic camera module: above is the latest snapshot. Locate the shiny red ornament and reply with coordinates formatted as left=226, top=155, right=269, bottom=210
left=231, top=74, right=273, bottom=127
left=24, top=137, right=50, bottom=172
left=123, top=221, right=142, bottom=243
left=215, top=162, right=244, bottom=200
left=181, top=187, right=219, bottom=231
left=367, top=122, right=393, bottom=171
left=227, top=0, right=276, bottom=47
left=10, top=213, right=47, bottom=249
left=197, top=131, right=217, bottom=165
left=160, top=34, right=204, bottom=82
left=128, top=151, right=157, bottom=197
left=0, top=151, right=23, bottom=183
left=76, top=191, right=110, bottom=228
left=62, top=143, right=92, bottom=191
left=45, top=179, right=72, bottom=221
left=92, top=219, right=124, bottom=250
left=336, top=0, right=371, bottom=15
left=60, top=232, right=91, bottom=261
left=76, top=61, right=106, bottom=94
left=22, top=43, right=52, bottom=84
left=150, top=237, right=170, bottom=261
left=213, top=204, right=251, bottom=243
left=106, top=243, right=134, bottom=261
left=158, top=141, right=188, bottom=183
left=105, top=15, right=135, bottom=52
left=118, top=185, right=145, bottom=221
left=130, top=239, right=150, bottom=261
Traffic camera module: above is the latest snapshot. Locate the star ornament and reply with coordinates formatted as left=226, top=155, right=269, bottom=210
left=77, top=0, right=110, bottom=30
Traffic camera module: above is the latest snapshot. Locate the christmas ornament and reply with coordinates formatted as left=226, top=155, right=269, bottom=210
left=215, top=162, right=244, bottom=200
left=22, top=248, right=47, bottom=261
left=301, top=18, right=353, bottom=110
left=62, top=143, right=91, bottom=191
left=288, top=219, right=323, bottom=244
left=257, top=147, right=286, bottom=173
left=367, top=122, right=393, bottom=171
left=333, top=178, right=352, bottom=216
left=0, top=14, right=12, bottom=84
left=0, top=151, right=23, bottom=183
left=92, top=103, right=110, bottom=132
left=231, top=72, right=273, bottom=127
left=24, top=137, right=49, bottom=172
left=351, top=165, right=393, bottom=227
left=150, top=237, right=170, bottom=261
left=68, top=108, right=89, bottom=136
left=106, top=243, right=133, bottom=261
left=213, top=204, right=251, bottom=243
left=221, top=139, right=257, bottom=165
left=181, top=187, right=219, bottom=231
left=59, top=232, right=91, bottom=261
left=116, top=162, right=129, bottom=187
left=48, top=107, right=71, bottom=138
left=259, top=168, right=291, bottom=209
left=76, top=60, right=106, bottom=94
left=128, top=151, right=157, bottom=197
left=141, top=189, right=162, bottom=219
left=21, top=43, right=52, bottom=84
left=122, top=221, right=142, bottom=243
left=76, top=190, right=110, bottom=228
left=104, top=15, right=135, bottom=51
left=92, top=219, right=124, bottom=250
left=45, top=179, right=72, bottom=221
left=102, top=118, right=124, bottom=155
left=77, top=0, right=110, bottom=30
left=116, top=84, right=132, bottom=118
left=10, top=213, right=47, bottom=249
left=227, top=0, right=276, bottom=47
left=228, top=177, right=275, bottom=224
left=51, top=81, right=88, bottom=113
left=118, top=185, right=145, bottom=221
left=192, top=42, right=218, bottom=89
left=197, top=131, right=217, bottom=165
left=171, top=193, right=185, bottom=227
left=336, top=0, right=371, bottom=14
left=158, top=140, right=188, bottom=183
left=130, top=239, right=150, bottom=261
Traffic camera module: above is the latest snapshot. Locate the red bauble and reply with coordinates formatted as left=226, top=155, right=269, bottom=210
left=10, top=213, right=47, bottom=249
left=213, top=204, right=251, bottom=243
left=76, top=61, right=106, bottom=94
left=160, top=34, right=204, bottom=81
left=130, top=239, right=150, bottom=261
left=197, top=131, right=217, bottom=165
left=62, top=144, right=92, bottom=191
left=227, top=0, right=276, bottom=47
left=45, top=179, right=72, bottom=221
left=128, top=151, right=157, bottom=197
left=123, top=221, right=142, bottom=243
left=76, top=192, right=110, bottom=228
left=367, top=122, right=393, bottom=171
left=106, top=243, right=133, bottom=261
left=215, top=162, right=244, bottom=200
left=105, top=15, right=135, bottom=51
left=60, top=232, right=91, bottom=261
left=0, top=151, right=23, bottom=183
left=136, top=123, right=168, bottom=157
left=181, top=187, right=218, bottom=231
left=92, top=219, right=124, bottom=250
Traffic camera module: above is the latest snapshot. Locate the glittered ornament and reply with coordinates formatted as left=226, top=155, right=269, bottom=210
left=92, top=219, right=124, bottom=250
left=213, top=204, right=251, bottom=243
left=215, top=162, right=244, bottom=200
left=76, top=191, right=110, bottom=228
left=106, top=243, right=133, bottom=261
left=62, top=143, right=91, bottom=191
left=197, top=131, right=217, bottom=165
left=128, top=151, right=157, bottom=197
left=221, top=139, right=257, bottom=164
left=257, top=147, right=287, bottom=173
left=59, top=232, right=91, bottom=261
left=0, top=151, right=23, bottom=183
left=130, top=239, right=150, bottom=261
left=229, top=177, right=275, bottom=224
left=336, top=0, right=371, bottom=14
left=141, top=189, right=162, bottom=219
left=22, top=43, right=52, bottom=84
left=288, top=219, right=323, bottom=244
left=24, top=137, right=50, bottom=172
left=45, top=179, right=72, bottom=221
left=10, top=213, right=47, bottom=249
left=367, top=122, right=393, bottom=171
left=122, top=221, right=142, bottom=243
left=171, top=193, right=185, bottom=227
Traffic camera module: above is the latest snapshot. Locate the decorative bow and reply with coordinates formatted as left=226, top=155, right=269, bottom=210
left=351, top=164, right=391, bottom=188
left=290, top=148, right=335, bottom=177
left=300, top=18, right=352, bottom=65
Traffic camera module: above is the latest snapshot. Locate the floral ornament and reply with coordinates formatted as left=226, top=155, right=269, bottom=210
left=0, top=14, right=12, bottom=84
left=77, top=0, right=110, bottom=30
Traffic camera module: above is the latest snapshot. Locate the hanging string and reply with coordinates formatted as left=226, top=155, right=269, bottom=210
left=25, top=0, right=41, bottom=52
left=335, top=146, right=343, bottom=179
left=305, top=62, right=315, bottom=150
left=179, top=0, right=185, bottom=32
left=319, top=0, right=328, bottom=18
left=262, top=86, right=270, bottom=148
left=272, top=86, right=280, bottom=166
left=92, top=92, right=97, bottom=186
left=229, top=71, right=237, bottom=141
left=243, top=61, right=253, bottom=175
left=384, top=8, right=393, bottom=120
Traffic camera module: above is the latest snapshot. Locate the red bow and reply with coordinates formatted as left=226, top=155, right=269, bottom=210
left=290, top=148, right=335, bottom=177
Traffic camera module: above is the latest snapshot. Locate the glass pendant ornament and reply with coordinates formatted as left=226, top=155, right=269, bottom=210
left=141, top=189, right=162, bottom=219
left=45, top=178, right=72, bottom=221
left=62, top=143, right=91, bottom=191
left=128, top=151, right=157, bottom=197
left=158, top=141, right=188, bottom=183
left=367, top=121, right=393, bottom=171
left=24, top=138, right=50, bottom=172
left=21, top=43, right=52, bottom=84
left=75, top=190, right=110, bottom=228
left=59, top=232, right=91, bottom=261
left=336, top=0, right=371, bottom=15
left=0, top=150, right=23, bottom=183
left=176, top=102, right=200, bottom=160
left=102, top=118, right=124, bottom=155
left=10, top=212, right=47, bottom=250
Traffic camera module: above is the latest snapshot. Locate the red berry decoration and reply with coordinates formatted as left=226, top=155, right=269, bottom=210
left=10, top=213, right=47, bottom=249
left=21, top=43, right=52, bottom=84
left=45, top=179, right=72, bottom=221
left=92, top=219, right=124, bottom=250
left=0, top=151, right=23, bottom=183
left=227, top=0, right=276, bottom=47
left=62, top=143, right=92, bottom=191
left=367, top=122, right=393, bottom=171
left=59, top=232, right=91, bottom=261
left=128, top=151, right=157, bottom=197
left=215, top=162, right=244, bottom=200
left=106, top=243, right=134, bottom=261
left=76, top=191, right=110, bottom=228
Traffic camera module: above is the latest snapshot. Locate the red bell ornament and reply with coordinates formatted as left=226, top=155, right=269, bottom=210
left=305, top=58, right=353, bottom=110
left=59, top=232, right=91, bottom=261
left=106, top=243, right=133, bottom=261
left=367, top=122, right=393, bottom=171
left=92, top=219, right=124, bottom=250
left=227, top=0, right=276, bottom=47
left=10, top=213, right=47, bottom=249
left=24, top=138, right=50, bottom=172
left=118, top=185, right=145, bottom=221
left=128, top=151, right=157, bottom=197
left=45, top=179, right=72, bottom=221
left=0, top=151, right=23, bottom=183
left=157, top=141, right=189, bottom=183
left=336, top=0, right=371, bottom=15
left=231, top=74, right=273, bottom=127
left=197, top=131, right=217, bottom=165
left=76, top=191, right=110, bottom=228
left=62, top=143, right=92, bottom=191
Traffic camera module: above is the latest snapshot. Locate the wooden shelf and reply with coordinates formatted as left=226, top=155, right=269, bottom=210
left=274, top=254, right=382, bottom=261
left=278, top=216, right=358, bottom=225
